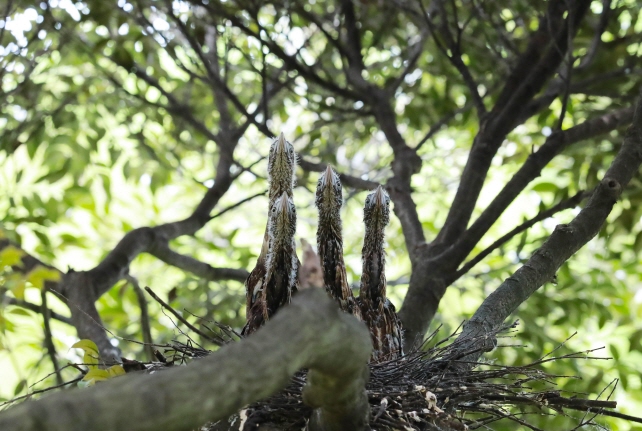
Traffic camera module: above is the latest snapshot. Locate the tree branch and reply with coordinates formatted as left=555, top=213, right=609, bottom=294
left=420, top=1, right=486, bottom=116
left=451, top=190, right=588, bottom=281
left=442, top=105, right=635, bottom=266
left=40, top=286, right=63, bottom=386
left=149, top=242, right=249, bottom=283
left=298, top=158, right=379, bottom=190
left=399, top=103, right=635, bottom=350
left=454, top=92, right=642, bottom=364
left=436, top=0, right=591, bottom=246
left=0, top=296, right=71, bottom=325
left=0, top=289, right=372, bottom=431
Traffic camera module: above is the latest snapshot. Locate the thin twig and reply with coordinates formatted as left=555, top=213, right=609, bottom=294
left=144, top=286, right=225, bottom=347
left=127, top=276, right=155, bottom=362
left=40, top=286, right=63, bottom=386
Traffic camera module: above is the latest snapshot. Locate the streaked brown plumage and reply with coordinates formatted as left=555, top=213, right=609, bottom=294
left=357, top=186, right=403, bottom=363
left=315, top=165, right=361, bottom=320
left=242, top=133, right=297, bottom=336
left=243, top=192, right=299, bottom=335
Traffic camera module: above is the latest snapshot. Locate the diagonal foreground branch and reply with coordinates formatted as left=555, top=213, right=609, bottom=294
left=0, top=289, right=372, bottom=431
left=454, top=93, right=642, bottom=364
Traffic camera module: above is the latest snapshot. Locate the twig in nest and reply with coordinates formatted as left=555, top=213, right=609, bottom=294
left=144, top=286, right=228, bottom=346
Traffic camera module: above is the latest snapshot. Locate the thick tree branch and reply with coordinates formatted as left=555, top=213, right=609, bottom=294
left=0, top=239, right=59, bottom=274
left=56, top=155, right=236, bottom=360
left=0, top=289, right=372, bottom=431
left=436, top=0, right=591, bottom=246
left=442, top=105, right=635, bottom=266
left=371, top=101, right=426, bottom=257
left=149, top=242, right=249, bottom=283
left=399, top=103, right=635, bottom=350
left=454, top=93, right=642, bottom=364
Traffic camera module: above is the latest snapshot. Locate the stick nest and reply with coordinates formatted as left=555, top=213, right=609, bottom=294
left=155, top=321, right=620, bottom=431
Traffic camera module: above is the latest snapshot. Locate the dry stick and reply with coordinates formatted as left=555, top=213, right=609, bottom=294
left=0, top=289, right=372, bottom=431
left=563, top=407, right=642, bottom=425
left=39, top=285, right=63, bottom=386
left=144, top=286, right=224, bottom=347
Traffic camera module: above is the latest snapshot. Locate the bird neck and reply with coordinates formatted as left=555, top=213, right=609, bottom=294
left=317, top=210, right=349, bottom=297
left=360, top=227, right=386, bottom=302
left=268, top=166, right=294, bottom=204
left=265, top=237, right=298, bottom=310
left=317, top=209, right=342, bottom=244
left=268, top=182, right=292, bottom=207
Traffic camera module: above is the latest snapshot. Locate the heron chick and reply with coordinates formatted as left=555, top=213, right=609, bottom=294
left=315, top=165, right=361, bottom=319
left=358, top=186, right=403, bottom=362
left=243, top=192, right=299, bottom=335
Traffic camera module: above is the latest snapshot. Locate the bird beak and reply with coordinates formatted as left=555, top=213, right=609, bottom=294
left=321, top=164, right=336, bottom=189
left=373, top=186, right=386, bottom=208
left=278, top=191, right=289, bottom=216
left=276, top=132, right=287, bottom=154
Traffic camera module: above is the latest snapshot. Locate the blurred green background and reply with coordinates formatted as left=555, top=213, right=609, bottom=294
left=2, top=0, right=642, bottom=429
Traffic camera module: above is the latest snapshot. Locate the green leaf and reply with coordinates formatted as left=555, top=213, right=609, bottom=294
left=81, top=365, right=126, bottom=386
left=532, top=182, right=559, bottom=193
left=35, top=158, right=72, bottom=184
left=26, top=266, right=61, bottom=290
left=0, top=246, right=24, bottom=268
left=72, top=339, right=101, bottom=369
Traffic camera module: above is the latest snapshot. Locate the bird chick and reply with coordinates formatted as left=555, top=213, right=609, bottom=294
left=315, top=165, right=361, bottom=319
left=243, top=192, right=299, bottom=335
left=243, top=133, right=297, bottom=335
left=358, top=186, right=403, bottom=363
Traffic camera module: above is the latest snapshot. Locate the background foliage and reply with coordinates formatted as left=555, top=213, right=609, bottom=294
left=2, top=0, right=642, bottom=429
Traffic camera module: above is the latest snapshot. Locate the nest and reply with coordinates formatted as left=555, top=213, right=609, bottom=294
left=155, top=321, right=627, bottom=431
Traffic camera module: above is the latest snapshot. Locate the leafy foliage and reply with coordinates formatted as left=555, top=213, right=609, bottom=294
left=1, top=0, right=642, bottom=429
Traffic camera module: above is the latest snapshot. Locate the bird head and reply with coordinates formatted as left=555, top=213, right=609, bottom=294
left=267, top=132, right=296, bottom=199
left=364, top=185, right=390, bottom=230
left=269, top=191, right=297, bottom=243
left=315, top=165, right=343, bottom=214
